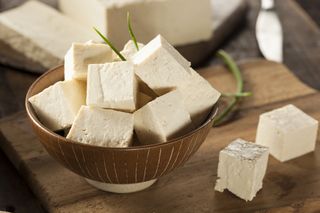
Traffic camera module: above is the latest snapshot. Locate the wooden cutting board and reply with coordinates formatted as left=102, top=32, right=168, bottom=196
left=0, top=0, right=247, bottom=73
left=0, top=59, right=319, bottom=213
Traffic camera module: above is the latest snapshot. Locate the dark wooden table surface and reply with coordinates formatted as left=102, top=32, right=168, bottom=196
left=0, top=0, right=319, bottom=212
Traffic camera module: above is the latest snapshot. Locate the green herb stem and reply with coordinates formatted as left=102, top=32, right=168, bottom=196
left=93, top=27, right=126, bottom=61
left=217, top=50, right=243, bottom=93
left=127, top=12, right=139, bottom=51
left=222, top=92, right=253, bottom=98
left=214, top=50, right=252, bottom=126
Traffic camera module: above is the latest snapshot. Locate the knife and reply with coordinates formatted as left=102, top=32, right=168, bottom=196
left=256, top=0, right=283, bottom=62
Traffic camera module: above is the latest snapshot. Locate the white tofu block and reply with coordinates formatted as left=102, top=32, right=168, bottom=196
left=134, top=90, right=193, bottom=144
left=58, top=0, right=212, bottom=48
left=67, top=106, right=134, bottom=148
left=256, top=104, right=319, bottom=162
left=178, top=69, right=221, bottom=127
left=87, top=61, right=138, bottom=112
left=64, top=41, right=113, bottom=81
left=133, top=35, right=192, bottom=95
left=137, top=92, right=154, bottom=109
left=0, top=1, right=95, bottom=69
left=28, top=80, right=86, bottom=131
left=215, top=138, right=269, bottom=201
left=114, top=40, right=145, bottom=61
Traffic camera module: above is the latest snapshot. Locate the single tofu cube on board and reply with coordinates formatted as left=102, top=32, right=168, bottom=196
left=178, top=69, right=221, bottom=127
left=134, top=90, right=193, bottom=144
left=215, top=138, right=269, bottom=202
left=67, top=106, right=134, bottom=148
left=87, top=61, right=138, bottom=112
left=256, top=104, right=319, bottom=162
left=58, top=0, right=212, bottom=48
left=64, top=40, right=113, bottom=81
left=133, top=35, right=192, bottom=95
left=28, top=80, right=86, bottom=131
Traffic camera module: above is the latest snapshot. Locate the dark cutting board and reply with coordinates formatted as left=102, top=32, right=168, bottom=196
left=0, top=0, right=247, bottom=73
left=0, top=59, right=319, bottom=212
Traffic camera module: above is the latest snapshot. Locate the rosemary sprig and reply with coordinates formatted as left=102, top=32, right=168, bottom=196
left=127, top=12, right=139, bottom=51
left=214, top=50, right=252, bottom=126
left=93, top=27, right=126, bottom=61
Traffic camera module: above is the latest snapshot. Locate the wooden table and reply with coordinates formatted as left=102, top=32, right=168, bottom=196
left=0, top=0, right=319, bottom=212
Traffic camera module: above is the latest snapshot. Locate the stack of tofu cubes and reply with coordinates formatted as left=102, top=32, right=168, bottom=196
left=215, top=104, right=318, bottom=201
left=29, top=35, right=221, bottom=148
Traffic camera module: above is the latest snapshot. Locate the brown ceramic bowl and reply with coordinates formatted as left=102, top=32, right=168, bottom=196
left=25, top=65, right=218, bottom=192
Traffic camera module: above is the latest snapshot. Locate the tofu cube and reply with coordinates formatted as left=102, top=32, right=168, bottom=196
left=256, top=104, right=319, bottom=162
left=58, top=0, right=212, bottom=48
left=87, top=61, right=138, bottom=112
left=0, top=1, right=95, bottom=70
left=178, top=69, right=221, bottom=127
left=64, top=40, right=113, bottom=81
left=215, top=139, right=269, bottom=201
left=134, top=90, right=193, bottom=144
left=28, top=80, right=86, bottom=131
left=133, top=35, right=192, bottom=95
left=115, top=40, right=144, bottom=61
left=67, top=106, right=134, bottom=147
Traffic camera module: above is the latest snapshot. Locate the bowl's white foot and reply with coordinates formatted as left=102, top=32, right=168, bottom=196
left=85, top=178, right=157, bottom=193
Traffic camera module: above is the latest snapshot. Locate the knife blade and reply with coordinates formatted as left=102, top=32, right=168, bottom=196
left=256, top=0, right=283, bottom=62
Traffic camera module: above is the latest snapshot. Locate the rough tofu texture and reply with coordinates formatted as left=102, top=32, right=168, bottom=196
left=256, top=104, right=318, bottom=162
left=87, top=61, right=138, bottom=112
left=134, top=90, right=193, bottom=144
left=67, top=106, right=134, bottom=148
left=58, top=0, right=212, bottom=48
left=0, top=1, right=95, bottom=69
left=215, top=139, right=269, bottom=202
left=113, top=40, right=145, bottom=61
left=28, top=80, right=86, bottom=131
left=133, top=35, right=192, bottom=95
left=64, top=40, right=113, bottom=81
left=178, top=69, right=221, bottom=127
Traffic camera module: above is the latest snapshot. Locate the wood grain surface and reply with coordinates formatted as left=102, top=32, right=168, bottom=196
left=1, top=60, right=320, bottom=212
left=0, top=0, right=320, bottom=212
